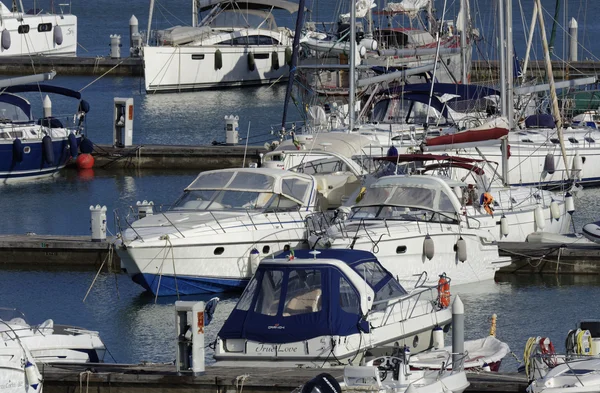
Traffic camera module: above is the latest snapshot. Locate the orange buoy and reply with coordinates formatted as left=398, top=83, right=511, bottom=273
left=76, top=153, right=94, bottom=169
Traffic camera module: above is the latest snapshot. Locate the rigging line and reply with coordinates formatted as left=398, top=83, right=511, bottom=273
left=78, top=60, right=125, bottom=92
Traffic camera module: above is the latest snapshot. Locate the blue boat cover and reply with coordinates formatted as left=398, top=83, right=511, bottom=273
left=386, top=83, right=500, bottom=101
left=219, top=249, right=395, bottom=344
left=525, top=114, right=555, bottom=129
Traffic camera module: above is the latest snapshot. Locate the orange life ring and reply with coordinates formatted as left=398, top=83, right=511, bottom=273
left=437, top=274, right=450, bottom=308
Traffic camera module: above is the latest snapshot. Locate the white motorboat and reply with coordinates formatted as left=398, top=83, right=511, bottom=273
left=0, top=337, right=42, bottom=393
left=0, top=1, right=76, bottom=57
left=143, top=0, right=297, bottom=92
left=214, top=249, right=452, bottom=367
left=526, top=358, right=600, bottom=393
left=296, top=354, right=469, bottom=393
left=410, top=335, right=510, bottom=372
left=117, top=168, right=322, bottom=296
left=0, top=308, right=106, bottom=363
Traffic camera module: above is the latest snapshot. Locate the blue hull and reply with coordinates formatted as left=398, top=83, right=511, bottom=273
left=0, top=136, right=79, bottom=180
left=131, top=273, right=249, bottom=296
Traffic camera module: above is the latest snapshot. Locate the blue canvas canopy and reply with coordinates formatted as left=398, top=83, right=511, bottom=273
left=2, top=84, right=91, bottom=113
left=386, top=83, right=500, bottom=101
left=219, top=249, right=404, bottom=344
left=524, top=113, right=555, bottom=129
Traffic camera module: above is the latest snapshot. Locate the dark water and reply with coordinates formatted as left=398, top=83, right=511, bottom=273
left=1, top=0, right=600, bottom=375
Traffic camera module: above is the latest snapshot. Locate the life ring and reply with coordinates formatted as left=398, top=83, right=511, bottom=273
left=437, top=273, right=450, bottom=308
left=481, top=192, right=495, bottom=216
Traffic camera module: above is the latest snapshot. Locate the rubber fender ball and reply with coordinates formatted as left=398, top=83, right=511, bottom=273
left=387, top=145, right=398, bottom=157
left=80, top=137, right=94, bottom=154
left=76, top=153, right=94, bottom=170
left=214, top=49, right=222, bottom=70
left=42, top=135, right=54, bottom=165
left=248, top=52, right=256, bottom=71
left=12, top=138, right=23, bottom=162
left=271, top=51, right=279, bottom=70
left=423, top=234, right=434, bottom=260
left=68, top=133, right=78, bottom=158
left=54, top=25, right=63, bottom=45
left=1, top=29, right=10, bottom=50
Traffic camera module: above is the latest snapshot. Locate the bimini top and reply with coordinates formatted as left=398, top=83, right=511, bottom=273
left=198, top=0, right=299, bottom=13
left=185, top=167, right=315, bottom=204
left=270, top=132, right=382, bottom=158
left=356, top=175, right=463, bottom=214
left=218, top=249, right=407, bottom=344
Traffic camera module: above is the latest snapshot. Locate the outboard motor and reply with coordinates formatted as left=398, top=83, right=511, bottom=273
left=301, top=373, right=341, bottom=393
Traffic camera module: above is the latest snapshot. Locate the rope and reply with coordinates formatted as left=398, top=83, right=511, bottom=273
left=79, top=370, right=92, bottom=393
left=83, top=240, right=117, bottom=302
left=79, top=59, right=126, bottom=92
left=235, top=374, right=250, bottom=393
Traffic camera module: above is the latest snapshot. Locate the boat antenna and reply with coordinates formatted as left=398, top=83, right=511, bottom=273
left=280, top=0, right=307, bottom=133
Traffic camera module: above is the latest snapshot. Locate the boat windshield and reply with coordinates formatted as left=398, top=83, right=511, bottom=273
left=170, top=189, right=300, bottom=211
left=209, top=9, right=276, bottom=29
left=172, top=170, right=310, bottom=211
left=370, top=98, right=443, bottom=125
left=350, top=182, right=459, bottom=223
left=352, top=261, right=406, bottom=305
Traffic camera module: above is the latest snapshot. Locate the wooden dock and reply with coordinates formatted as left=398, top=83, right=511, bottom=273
left=87, top=144, right=268, bottom=170
left=40, top=362, right=529, bottom=393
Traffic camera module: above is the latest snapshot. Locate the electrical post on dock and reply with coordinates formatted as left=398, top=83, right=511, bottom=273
left=175, top=301, right=206, bottom=375
left=89, top=205, right=107, bottom=242
left=113, top=98, right=133, bottom=148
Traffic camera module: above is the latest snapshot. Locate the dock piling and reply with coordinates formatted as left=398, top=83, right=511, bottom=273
left=452, top=295, right=465, bottom=371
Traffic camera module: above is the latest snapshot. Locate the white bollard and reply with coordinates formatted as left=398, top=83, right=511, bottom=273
left=90, top=205, right=107, bottom=242
left=136, top=200, right=154, bottom=219
left=109, top=34, right=121, bottom=59
left=569, top=18, right=578, bottom=62
left=224, top=115, right=239, bottom=145
left=129, top=15, right=139, bottom=54
left=452, top=295, right=465, bottom=371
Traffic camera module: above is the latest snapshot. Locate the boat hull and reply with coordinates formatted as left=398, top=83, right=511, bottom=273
left=0, top=135, right=79, bottom=182
left=0, top=14, right=77, bottom=56
left=143, top=45, right=290, bottom=92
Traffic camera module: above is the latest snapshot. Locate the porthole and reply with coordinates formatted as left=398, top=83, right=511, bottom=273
left=413, top=335, right=419, bottom=348
left=214, top=247, right=224, bottom=255
left=191, top=54, right=204, bottom=60
left=23, top=146, right=31, bottom=154
left=568, top=137, right=579, bottom=144
left=262, top=245, right=270, bottom=254
left=396, top=245, right=406, bottom=254
left=37, top=23, right=52, bottom=32
left=18, top=25, right=30, bottom=34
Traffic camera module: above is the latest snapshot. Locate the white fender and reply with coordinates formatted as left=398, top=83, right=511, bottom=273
left=249, top=248, right=260, bottom=274
left=24, top=360, right=42, bottom=390
left=500, top=214, right=509, bottom=238
left=534, top=205, right=546, bottom=230
left=423, top=235, right=434, bottom=260
left=456, top=237, right=467, bottom=262
left=565, top=192, right=575, bottom=215
left=550, top=201, right=560, bottom=221
left=571, top=151, right=583, bottom=179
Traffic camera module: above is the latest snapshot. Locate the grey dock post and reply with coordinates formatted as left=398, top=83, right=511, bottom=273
left=569, top=18, right=578, bottom=62
left=452, top=295, right=465, bottom=371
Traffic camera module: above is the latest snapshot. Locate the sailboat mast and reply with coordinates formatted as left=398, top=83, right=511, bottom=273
left=497, top=0, right=507, bottom=118
left=505, top=0, right=513, bottom=130
left=147, top=0, right=155, bottom=45
left=192, top=0, right=198, bottom=27
left=534, top=0, right=570, bottom=179
left=348, top=0, right=356, bottom=132
left=460, top=0, right=468, bottom=84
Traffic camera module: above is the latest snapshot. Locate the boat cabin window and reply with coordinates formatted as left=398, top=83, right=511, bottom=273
left=569, top=137, right=579, bottom=144
left=37, top=23, right=52, bottom=32
left=236, top=274, right=260, bottom=311
left=254, top=270, right=284, bottom=316
left=216, top=35, right=280, bottom=46
left=370, top=98, right=441, bottom=125
left=550, top=138, right=560, bottom=144
left=374, top=29, right=409, bottom=48
left=339, top=276, right=360, bottom=314
left=585, top=137, right=595, bottom=143
left=18, top=25, right=30, bottom=34
left=283, top=269, right=322, bottom=316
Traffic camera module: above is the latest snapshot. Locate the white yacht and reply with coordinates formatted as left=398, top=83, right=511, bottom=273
left=0, top=1, right=76, bottom=56
left=214, top=249, right=452, bottom=367
left=117, top=168, right=322, bottom=296
left=143, top=0, right=297, bottom=92
left=0, top=308, right=106, bottom=363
